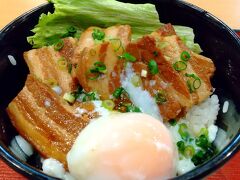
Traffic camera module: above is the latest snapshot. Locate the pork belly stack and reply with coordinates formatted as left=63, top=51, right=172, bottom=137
left=7, top=75, right=97, bottom=167
left=6, top=24, right=215, bottom=167
left=24, top=37, right=79, bottom=94
left=74, top=24, right=215, bottom=120
left=124, top=24, right=215, bottom=119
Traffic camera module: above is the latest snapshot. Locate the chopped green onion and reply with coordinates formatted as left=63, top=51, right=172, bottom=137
left=177, top=141, right=200, bottom=159
left=92, top=29, right=105, bottom=41
left=126, top=105, right=141, bottom=112
left=191, top=150, right=205, bottom=166
left=189, top=138, right=194, bottom=143
left=173, top=61, right=187, bottom=71
left=118, top=52, right=136, bottom=62
left=72, top=86, right=83, bottom=99
left=185, top=73, right=200, bottom=80
left=87, top=61, right=107, bottom=80
left=91, top=61, right=107, bottom=73
left=185, top=73, right=201, bottom=93
left=184, top=145, right=195, bottom=158
left=154, top=90, right=167, bottom=104
left=109, top=39, right=123, bottom=52
left=195, top=134, right=209, bottom=149
left=178, top=123, right=189, bottom=140
left=187, top=80, right=194, bottom=93
left=113, top=87, right=124, bottom=99
left=62, top=26, right=77, bottom=38
left=177, top=141, right=185, bottom=154
left=148, top=59, right=159, bottom=75
left=205, top=145, right=217, bottom=159
left=63, top=92, right=75, bottom=103
left=102, top=100, right=115, bottom=110
left=169, top=119, right=177, bottom=126
left=131, top=75, right=142, bottom=87
left=192, top=143, right=217, bottom=166
left=82, top=92, right=98, bottom=102
left=57, top=58, right=67, bottom=70
left=193, top=79, right=201, bottom=89
left=54, top=39, right=64, bottom=51
left=67, top=26, right=77, bottom=34
left=198, top=128, right=208, bottom=137
left=181, top=51, right=191, bottom=61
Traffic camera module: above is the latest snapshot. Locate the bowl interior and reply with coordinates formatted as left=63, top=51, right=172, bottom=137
left=0, top=1, right=240, bottom=179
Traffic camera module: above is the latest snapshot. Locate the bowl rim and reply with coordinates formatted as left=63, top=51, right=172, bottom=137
left=0, top=1, right=240, bottom=180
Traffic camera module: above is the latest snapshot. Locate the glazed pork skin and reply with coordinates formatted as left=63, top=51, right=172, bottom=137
left=6, top=75, right=97, bottom=167
left=125, top=24, right=215, bottom=119
left=23, top=37, right=78, bottom=94
left=76, top=42, right=124, bottom=99
left=151, top=24, right=215, bottom=105
left=73, top=25, right=132, bottom=99
left=72, top=25, right=131, bottom=64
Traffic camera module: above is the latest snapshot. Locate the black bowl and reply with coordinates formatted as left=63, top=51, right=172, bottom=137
left=0, top=1, right=240, bottom=179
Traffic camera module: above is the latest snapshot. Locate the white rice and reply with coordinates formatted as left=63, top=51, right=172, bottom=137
left=208, top=125, right=218, bottom=143
left=119, top=63, right=222, bottom=175
left=15, top=136, right=34, bottom=157
left=42, top=158, right=75, bottom=180
left=92, top=100, right=110, bottom=117
left=120, top=63, right=162, bottom=121
left=222, top=101, right=229, bottom=113
left=167, top=94, right=220, bottom=175
left=74, top=107, right=88, bottom=117
left=8, top=55, right=17, bottom=66
left=177, top=158, right=195, bottom=175
left=184, top=94, right=220, bottom=135
left=52, top=86, right=62, bottom=95
left=9, top=135, right=34, bottom=162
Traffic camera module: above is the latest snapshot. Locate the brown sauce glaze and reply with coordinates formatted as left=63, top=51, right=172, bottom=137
left=59, top=38, right=77, bottom=62
left=126, top=36, right=190, bottom=99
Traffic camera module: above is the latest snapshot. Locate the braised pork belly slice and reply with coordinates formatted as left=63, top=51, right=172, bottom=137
left=6, top=75, right=98, bottom=167
left=23, top=37, right=78, bottom=94
left=151, top=24, right=215, bottom=104
left=125, top=24, right=215, bottom=118
left=76, top=42, right=124, bottom=99
left=72, top=25, right=131, bottom=64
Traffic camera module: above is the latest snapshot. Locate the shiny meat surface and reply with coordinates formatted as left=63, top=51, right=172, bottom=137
left=76, top=42, right=124, bottom=99
left=23, top=37, right=78, bottom=94
left=6, top=24, right=216, bottom=170
left=73, top=24, right=215, bottom=120
left=126, top=24, right=215, bottom=119
left=72, top=25, right=131, bottom=64
left=73, top=25, right=131, bottom=99
left=6, top=75, right=97, bottom=167
left=131, top=62, right=182, bottom=120
left=151, top=24, right=215, bottom=104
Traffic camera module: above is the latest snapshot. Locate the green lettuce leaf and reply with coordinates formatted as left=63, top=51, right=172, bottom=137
left=174, top=25, right=202, bottom=54
left=27, top=0, right=202, bottom=53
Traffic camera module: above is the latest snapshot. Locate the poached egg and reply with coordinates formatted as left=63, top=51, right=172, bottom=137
left=67, top=113, right=176, bottom=180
